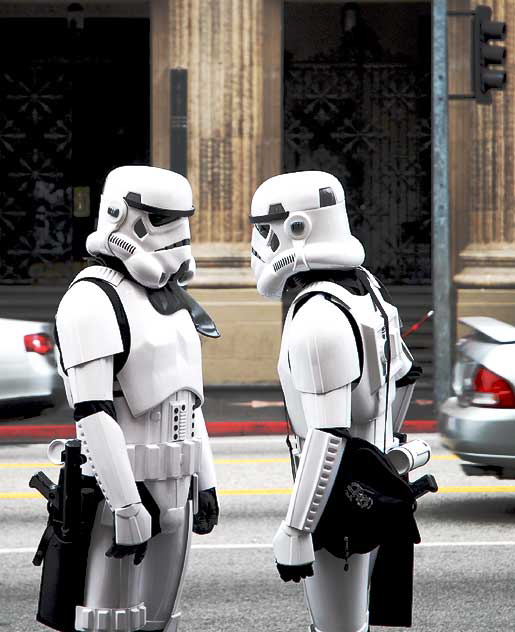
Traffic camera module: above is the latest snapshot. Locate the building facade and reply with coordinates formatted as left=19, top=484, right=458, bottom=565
left=0, top=0, right=513, bottom=399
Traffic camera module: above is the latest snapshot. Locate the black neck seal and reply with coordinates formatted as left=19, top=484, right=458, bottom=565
left=147, top=280, right=220, bottom=338
left=88, top=256, right=220, bottom=338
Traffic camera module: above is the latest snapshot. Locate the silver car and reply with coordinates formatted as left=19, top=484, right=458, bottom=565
left=440, top=316, right=515, bottom=477
left=0, top=318, right=59, bottom=417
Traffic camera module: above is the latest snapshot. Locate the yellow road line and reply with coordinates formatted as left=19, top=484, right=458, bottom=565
left=0, top=458, right=291, bottom=469
left=438, top=486, right=515, bottom=493
left=0, top=463, right=58, bottom=469
left=5, top=485, right=515, bottom=500
left=219, top=488, right=291, bottom=496
left=0, top=455, right=459, bottom=469
left=214, top=458, right=289, bottom=464
left=432, top=455, right=458, bottom=460
left=1, top=492, right=42, bottom=499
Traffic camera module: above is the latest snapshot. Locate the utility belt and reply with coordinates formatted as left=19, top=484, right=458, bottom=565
left=126, top=437, right=202, bottom=481
left=30, top=440, right=103, bottom=632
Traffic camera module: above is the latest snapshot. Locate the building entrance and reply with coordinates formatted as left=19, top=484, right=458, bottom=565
left=283, top=2, right=433, bottom=402
left=284, top=2, right=431, bottom=285
left=0, top=16, right=150, bottom=283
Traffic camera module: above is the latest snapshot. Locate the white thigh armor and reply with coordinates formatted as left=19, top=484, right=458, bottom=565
left=53, top=265, right=216, bottom=632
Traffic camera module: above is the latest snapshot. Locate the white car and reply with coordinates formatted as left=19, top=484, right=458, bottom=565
left=0, top=318, right=59, bottom=417
left=440, top=317, right=515, bottom=477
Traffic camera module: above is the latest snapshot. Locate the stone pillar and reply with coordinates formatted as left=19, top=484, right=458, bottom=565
left=448, top=0, right=473, bottom=277
left=453, top=0, right=515, bottom=330
left=456, top=0, right=515, bottom=288
left=169, top=0, right=282, bottom=283
left=151, top=0, right=284, bottom=384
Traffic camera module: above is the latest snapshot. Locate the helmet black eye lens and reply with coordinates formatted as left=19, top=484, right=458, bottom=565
left=256, top=224, right=270, bottom=238
left=270, top=233, right=280, bottom=252
left=149, top=213, right=175, bottom=227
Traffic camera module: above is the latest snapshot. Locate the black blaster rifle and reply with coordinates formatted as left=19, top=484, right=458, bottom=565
left=30, top=439, right=102, bottom=632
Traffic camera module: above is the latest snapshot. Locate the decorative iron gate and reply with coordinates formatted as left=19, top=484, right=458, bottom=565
left=284, top=61, right=431, bottom=285
left=0, top=18, right=150, bottom=284
left=0, top=52, right=73, bottom=283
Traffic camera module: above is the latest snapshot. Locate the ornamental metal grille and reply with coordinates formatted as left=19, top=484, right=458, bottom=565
left=284, top=61, right=431, bottom=285
left=0, top=18, right=150, bottom=285
left=0, top=62, right=73, bottom=283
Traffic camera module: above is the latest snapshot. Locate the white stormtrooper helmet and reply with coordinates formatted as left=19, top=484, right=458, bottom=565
left=250, top=171, right=365, bottom=298
left=86, top=166, right=196, bottom=289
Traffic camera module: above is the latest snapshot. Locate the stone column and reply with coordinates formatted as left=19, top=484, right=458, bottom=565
left=168, top=0, right=282, bottom=284
left=456, top=0, right=515, bottom=286
left=151, top=0, right=284, bottom=384
left=454, top=0, right=515, bottom=327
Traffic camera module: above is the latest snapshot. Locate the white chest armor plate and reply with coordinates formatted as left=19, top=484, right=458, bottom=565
left=278, top=275, right=403, bottom=440
left=113, top=277, right=204, bottom=418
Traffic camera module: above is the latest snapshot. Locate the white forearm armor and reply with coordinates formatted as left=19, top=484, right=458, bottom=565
left=285, top=429, right=345, bottom=532
left=68, top=358, right=151, bottom=546
left=273, top=428, right=345, bottom=566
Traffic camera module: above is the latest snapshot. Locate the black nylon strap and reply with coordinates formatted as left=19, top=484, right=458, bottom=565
left=136, top=481, right=162, bottom=537
left=72, top=277, right=131, bottom=377
left=355, top=269, right=392, bottom=452
left=74, top=400, right=117, bottom=422
left=291, top=291, right=364, bottom=382
left=53, top=322, right=68, bottom=376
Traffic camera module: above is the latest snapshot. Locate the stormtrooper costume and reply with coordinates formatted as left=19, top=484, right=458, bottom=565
left=47, top=166, right=219, bottom=632
left=250, top=171, right=430, bottom=632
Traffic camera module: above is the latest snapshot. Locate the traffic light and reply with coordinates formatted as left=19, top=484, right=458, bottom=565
left=472, top=5, right=507, bottom=105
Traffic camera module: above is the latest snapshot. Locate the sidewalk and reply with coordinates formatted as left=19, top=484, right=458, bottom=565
left=0, top=386, right=437, bottom=443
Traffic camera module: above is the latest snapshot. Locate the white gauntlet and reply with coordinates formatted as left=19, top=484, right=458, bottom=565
left=273, top=521, right=315, bottom=567
left=114, top=503, right=152, bottom=546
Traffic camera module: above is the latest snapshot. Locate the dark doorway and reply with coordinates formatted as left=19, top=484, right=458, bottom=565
left=283, top=3, right=434, bottom=407
left=0, top=17, right=150, bottom=283
left=284, top=2, right=431, bottom=286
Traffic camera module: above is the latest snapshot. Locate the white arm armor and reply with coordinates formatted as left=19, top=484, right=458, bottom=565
left=67, top=358, right=151, bottom=546
left=55, top=281, right=124, bottom=370
left=194, top=407, right=217, bottom=490
left=274, top=296, right=356, bottom=566
left=289, top=295, right=360, bottom=430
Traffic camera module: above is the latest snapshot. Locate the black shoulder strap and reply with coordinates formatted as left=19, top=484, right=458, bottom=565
left=291, top=289, right=364, bottom=380
left=355, top=268, right=391, bottom=452
left=55, top=277, right=131, bottom=378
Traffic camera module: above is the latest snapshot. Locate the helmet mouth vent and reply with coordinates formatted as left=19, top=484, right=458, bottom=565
left=108, top=233, right=136, bottom=255
left=273, top=253, right=296, bottom=272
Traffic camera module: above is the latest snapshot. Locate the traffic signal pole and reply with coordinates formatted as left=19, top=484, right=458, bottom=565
left=432, top=0, right=452, bottom=413
left=432, top=3, right=506, bottom=412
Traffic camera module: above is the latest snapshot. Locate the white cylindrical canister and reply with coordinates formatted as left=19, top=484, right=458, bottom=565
left=387, top=439, right=431, bottom=475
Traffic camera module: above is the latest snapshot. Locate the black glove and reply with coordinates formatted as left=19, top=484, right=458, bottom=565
left=276, top=561, right=314, bottom=583
left=105, top=540, right=148, bottom=565
left=193, top=487, right=219, bottom=535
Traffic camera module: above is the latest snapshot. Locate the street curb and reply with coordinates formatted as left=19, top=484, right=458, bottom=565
left=0, top=419, right=437, bottom=442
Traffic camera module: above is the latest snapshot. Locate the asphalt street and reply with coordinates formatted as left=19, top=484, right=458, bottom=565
left=1, top=434, right=514, bottom=632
